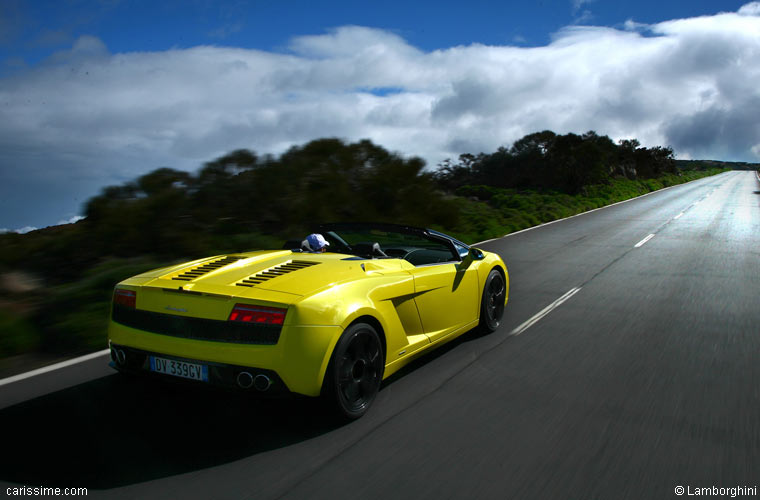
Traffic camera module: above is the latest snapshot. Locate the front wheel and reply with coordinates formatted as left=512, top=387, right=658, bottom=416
left=322, top=322, right=384, bottom=420
left=479, top=269, right=506, bottom=333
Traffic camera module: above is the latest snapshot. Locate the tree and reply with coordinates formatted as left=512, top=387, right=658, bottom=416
left=137, top=168, right=191, bottom=196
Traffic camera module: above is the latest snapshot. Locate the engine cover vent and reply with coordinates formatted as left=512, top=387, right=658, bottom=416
left=236, top=260, right=319, bottom=287
left=172, top=256, right=244, bottom=281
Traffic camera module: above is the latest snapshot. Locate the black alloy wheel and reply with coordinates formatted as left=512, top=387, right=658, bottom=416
left=323, top=322, right=384, bottom=420
left=480, top=269, right=506, bottom=332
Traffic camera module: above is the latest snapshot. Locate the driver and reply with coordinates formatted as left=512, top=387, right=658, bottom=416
left=306, top=233, right=330, bottom=253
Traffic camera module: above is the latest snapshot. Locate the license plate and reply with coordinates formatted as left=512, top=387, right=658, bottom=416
left=149, top=356, right=208, bottom=382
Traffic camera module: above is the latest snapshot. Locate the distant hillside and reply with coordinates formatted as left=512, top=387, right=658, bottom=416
left=675, top=159, right=760, bottom=171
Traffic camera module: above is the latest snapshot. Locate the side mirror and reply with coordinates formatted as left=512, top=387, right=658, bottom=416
left=469, top=247, right=485, bottom=261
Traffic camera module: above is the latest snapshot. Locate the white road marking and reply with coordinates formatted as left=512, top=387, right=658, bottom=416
left=0, top=349, right=110, bottom=388
left=510, top=287, right=582, bottom=336
left=634, top=234, right=655, bottom=248
left=673, top=212, right=684, bottom=220
left=474, top=236, right=502, bottom=245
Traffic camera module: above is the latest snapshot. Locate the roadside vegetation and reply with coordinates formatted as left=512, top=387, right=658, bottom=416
left=444, top=169, right=727, bottom=243
left=0, top=131, right=737, bottom=366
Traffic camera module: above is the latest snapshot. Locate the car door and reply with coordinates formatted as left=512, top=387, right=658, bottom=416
left=410, top=245, right=480, bottom=343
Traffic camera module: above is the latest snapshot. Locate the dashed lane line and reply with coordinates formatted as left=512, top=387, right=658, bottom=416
left=510, top=287, right=582, bottom=337
left=634, top=234, right=655, bottom=248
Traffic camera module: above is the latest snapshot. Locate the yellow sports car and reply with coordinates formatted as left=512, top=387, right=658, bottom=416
left=108, top=223, right=508, bottom=419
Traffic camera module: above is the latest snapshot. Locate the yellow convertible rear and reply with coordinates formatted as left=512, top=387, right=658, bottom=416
left=108, top=223, right=508, bottom=419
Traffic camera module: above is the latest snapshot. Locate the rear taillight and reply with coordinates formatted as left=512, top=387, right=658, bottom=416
left=228, top=304, right=286, bottom=325
left=114, top=288, right=136, bottom=308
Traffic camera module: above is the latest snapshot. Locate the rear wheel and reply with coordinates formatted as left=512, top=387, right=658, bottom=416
left=323, top=322, right=384, bottom=420
left=480, top=269, right=506, bottom=332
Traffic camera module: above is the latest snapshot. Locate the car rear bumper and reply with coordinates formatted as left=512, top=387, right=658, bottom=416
left=109, top=343, right=291, bottom=395
left=108, top=320, right=344, bottom=397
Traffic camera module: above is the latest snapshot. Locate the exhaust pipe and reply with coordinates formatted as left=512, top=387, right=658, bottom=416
left=237, top=371, right=254, bottom=389
left=237, top=372, right=271, bottom=391
left=113, top=348, right=126, bottom=365
left=253, top=374, right=271, bottom=392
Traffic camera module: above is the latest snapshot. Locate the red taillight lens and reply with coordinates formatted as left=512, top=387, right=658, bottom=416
left=113, top=288, right=136, bottom=308
left=228, top=304, right=286, bottom=325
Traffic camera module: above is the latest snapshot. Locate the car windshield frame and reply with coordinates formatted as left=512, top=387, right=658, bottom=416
left=313, top=223, right=467, bottom=265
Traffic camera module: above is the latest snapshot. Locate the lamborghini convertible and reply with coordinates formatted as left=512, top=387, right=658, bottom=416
left=108, top=223, right=508, bottom=419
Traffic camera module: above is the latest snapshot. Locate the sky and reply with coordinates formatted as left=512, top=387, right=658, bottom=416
left=1, top=0, right=759, bottom=232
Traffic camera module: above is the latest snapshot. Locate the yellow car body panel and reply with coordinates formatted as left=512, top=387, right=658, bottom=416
left=107, top=230, right=508, bottom=398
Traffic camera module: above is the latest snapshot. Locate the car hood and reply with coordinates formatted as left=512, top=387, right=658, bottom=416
left=126, top=250, right=412, bottom=302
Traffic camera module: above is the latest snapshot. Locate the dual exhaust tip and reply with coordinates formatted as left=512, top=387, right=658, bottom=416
left=237, top=371, right=272, bottom=391
left=112, top=347, right=127, bottom=366
left=111, top=346, right=271, bottom=392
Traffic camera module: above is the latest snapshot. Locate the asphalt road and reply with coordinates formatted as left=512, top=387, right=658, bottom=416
left=1, top=170, right=758, bottom=499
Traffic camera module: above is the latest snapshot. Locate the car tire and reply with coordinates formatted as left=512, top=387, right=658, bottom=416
left=479, top=268, right=506, bottom=333
left=323, top=322, right=384, bottom=420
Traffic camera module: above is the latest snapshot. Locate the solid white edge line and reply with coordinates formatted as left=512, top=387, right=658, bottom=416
left=634, top=234, right=655, bottom=248
left=0, top=349, right=110, bottom=388
left=510, top=287, right=582, bottom=336
left=673, top=212, right=684, bottom=220
left=471, top=171, right=729, bottom=246
left=473, top=236, right=501, bottom=245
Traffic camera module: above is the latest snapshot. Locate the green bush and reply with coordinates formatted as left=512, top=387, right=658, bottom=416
left=0, top=310, right=40, bottom=358
left=41, top=301, right=112, bottom=354
left=33, top=257, right=169, bottom=355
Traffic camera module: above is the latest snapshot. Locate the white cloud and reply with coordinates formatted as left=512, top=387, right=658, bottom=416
left=0, top=218, right=82, bottom=235
left=571, top=0, right=595, bottom=22
left=572, top=0, right=595, bottom=13
left=0, top=226, right=37, bottom=234
left=56, top=215, right=86, bottom=225
left=623, top=19, right=650, bottom=32
left=2, top=7, right=760, bottom=229
left=738, top=2, right=760, bottom=16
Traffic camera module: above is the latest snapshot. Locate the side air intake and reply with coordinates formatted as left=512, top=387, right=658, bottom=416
left=236, top=260, right=319, bottom=287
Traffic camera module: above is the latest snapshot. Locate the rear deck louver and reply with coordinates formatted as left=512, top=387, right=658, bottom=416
left=172, top=256, right=244, bottom=281
left=236, top=260, right=319, bottom=287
